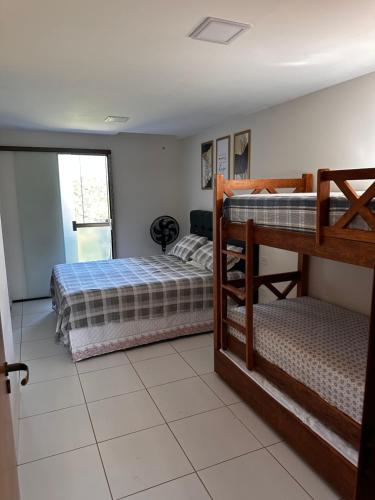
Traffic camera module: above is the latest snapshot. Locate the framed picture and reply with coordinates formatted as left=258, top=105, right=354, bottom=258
left=233, top=129, right=251, bottom=179
left=215, top=135, right=230, bottom=179
left=201, top=140, right=214, bottom=189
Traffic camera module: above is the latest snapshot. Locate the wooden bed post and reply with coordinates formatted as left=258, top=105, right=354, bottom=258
left=297, top=174, right=312, bottom=297
left=245, top=219, right=254, bottom=369
left=297, top=254, right=309, bottom=297
left=316, top=169, right=331, bottom=245
left=214, top=175, right=224, bottom=352
left=356, top=266, right=375, bottom=500
left=302, top=173, right=313, bottom=193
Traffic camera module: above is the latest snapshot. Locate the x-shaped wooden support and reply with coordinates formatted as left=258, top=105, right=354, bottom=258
left=264, top=280, right=298, bottom=300
left=334, top=180, right=375, bottom=230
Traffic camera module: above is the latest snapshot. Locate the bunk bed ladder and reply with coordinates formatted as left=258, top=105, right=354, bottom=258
left=220, top=218, right=254, bottom=369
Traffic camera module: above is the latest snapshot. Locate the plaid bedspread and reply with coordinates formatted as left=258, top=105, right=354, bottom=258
left=51, top=255, right=241, bottom=339
left=223, top=192, right=375, bottom=232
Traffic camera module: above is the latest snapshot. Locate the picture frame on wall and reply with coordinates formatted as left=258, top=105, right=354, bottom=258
left=233, top=129, right=251, bottom=179
left=215, top=135, right=230, bottom=180
left=201, top=140, right=214, bottom=189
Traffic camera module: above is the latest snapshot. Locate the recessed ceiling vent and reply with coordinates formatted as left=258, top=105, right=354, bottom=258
left=189, top=17, right=250, bottom=45
left=105, top=116, right=130, bottom=123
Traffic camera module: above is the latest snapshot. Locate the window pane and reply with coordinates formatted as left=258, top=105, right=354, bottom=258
left=77, top=227, right=112, bottom=262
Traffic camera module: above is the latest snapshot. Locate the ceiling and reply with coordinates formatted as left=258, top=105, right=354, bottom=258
left=1, top=0, right=375, bottom=137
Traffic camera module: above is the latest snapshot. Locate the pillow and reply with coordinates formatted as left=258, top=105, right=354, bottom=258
left=190, top=241, right=243, bottom=271
left=168, top=234, right=208, bottom=261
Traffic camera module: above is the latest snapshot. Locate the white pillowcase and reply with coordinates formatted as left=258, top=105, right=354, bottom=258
left=190, top=241, right=243, bottom=271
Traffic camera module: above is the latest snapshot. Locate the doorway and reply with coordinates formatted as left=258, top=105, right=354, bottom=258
left=58, top=154, right=113, bottom=263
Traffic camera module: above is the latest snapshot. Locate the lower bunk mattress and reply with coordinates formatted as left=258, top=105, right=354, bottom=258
left=227, top=296, right=369, bottom=424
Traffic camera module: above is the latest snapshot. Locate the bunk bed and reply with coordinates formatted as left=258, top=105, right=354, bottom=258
left=213, top=169, right=375, bottom=500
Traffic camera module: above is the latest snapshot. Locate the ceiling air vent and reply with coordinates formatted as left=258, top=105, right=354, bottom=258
left=189, top=17, right=250, bottom=45
left=105, top=116, right=130, bottom=123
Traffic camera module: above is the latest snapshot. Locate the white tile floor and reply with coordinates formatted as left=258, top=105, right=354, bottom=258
left=13, top=299, right=340, bottom=500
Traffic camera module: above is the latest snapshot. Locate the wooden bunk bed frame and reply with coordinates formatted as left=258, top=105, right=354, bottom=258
left=213, top=168, right=375, bottom=500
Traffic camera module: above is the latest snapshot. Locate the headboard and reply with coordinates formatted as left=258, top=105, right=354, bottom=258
left=190, top=210, right=213, bottom=240
left=189, top=210, right=259, bottom=280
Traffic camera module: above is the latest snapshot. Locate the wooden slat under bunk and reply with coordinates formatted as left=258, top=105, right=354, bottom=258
left=213, top=168, right=375, bottom=500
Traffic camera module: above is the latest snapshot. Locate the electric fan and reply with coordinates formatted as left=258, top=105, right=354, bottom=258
left=150, top=216, right=179, bottom=253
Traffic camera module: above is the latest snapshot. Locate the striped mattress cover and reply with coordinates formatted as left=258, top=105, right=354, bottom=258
left=51, top=255, right=242, bottom=344
left=223, top=192, right=375, bottom=232
left=227, top=297, right=369, bottom=423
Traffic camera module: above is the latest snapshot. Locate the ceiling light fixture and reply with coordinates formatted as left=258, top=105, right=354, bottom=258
left=189, top=17, right=250, bottom=45
left=105, top=116, right=130, bottom=123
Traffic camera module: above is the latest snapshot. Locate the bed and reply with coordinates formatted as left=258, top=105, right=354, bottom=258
left=214, top=169, right=375, bottom=498
left=227, top=296, right=369, bottom=425
left=51, top=210, right=248, bottom=361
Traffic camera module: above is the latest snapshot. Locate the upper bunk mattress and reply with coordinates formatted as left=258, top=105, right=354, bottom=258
left=227, top=297, right=369, bottom=423
left=223, top=192, right=375, bottom=232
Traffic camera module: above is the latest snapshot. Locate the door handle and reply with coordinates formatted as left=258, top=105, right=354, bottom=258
left=5, top=362, right=29, bottom=386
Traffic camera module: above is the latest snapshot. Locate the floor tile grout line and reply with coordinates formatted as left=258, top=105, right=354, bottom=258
left=197, top=374, right=286, bottom=447
left=175, top=347, right=214, bottom=378
left=76, top=362, right=115, bottom=500
left=170, top=340, right=213, bottom=354
left=144, top=373, right=199, bottom=389
left=27, top=373, right=79, bottom=385
left=83, top=387, right=147, bottom=405
left=197, top=372, right=241, bottom=406
left=173, top=349, right=202, bottom=377
left=225, top=403, right=273, bottom=448
left=162, top=403, right=225, bottom=424
left=21, top=349, right=70, bottom=364
left=26, top=365, right=197, bottom=389
left=129, top=347, right=292, bottom=496
left=128, top=355, right=214, bottom=499
left=17, top=442, right=96, bottom=467
left=195, top=446, right=269, bottom=474
left=111, top=353, right=212, bottom=499
left=96, top=422, right=166, bottom=446
left=20, top=401, right=86, bottom=420
left=131, top=350, right=184, bottom=366
left=264, top=446, right=314, bottom=499
left=76, top=360, right=131, bottom=375
left=118, top=472, right=207, bottom=499
left=20, top=386, right=252, bottom=439
left=20, top=371, right=80, bottom=385
left=21, top=381, right=224, bottom=427
left=129, top=358, right=212, bottom=499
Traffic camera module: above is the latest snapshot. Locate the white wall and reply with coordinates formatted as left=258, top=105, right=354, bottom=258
left=0, top=152, right=27, bottom=300
left=180, top=72, right=375, bottom=315
left=0, top=129, right=183, bottom=300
